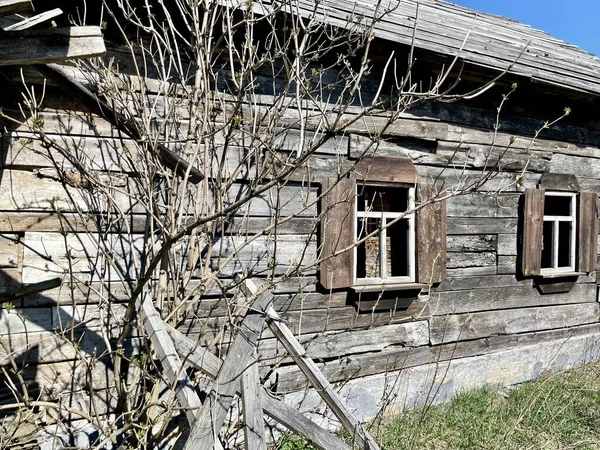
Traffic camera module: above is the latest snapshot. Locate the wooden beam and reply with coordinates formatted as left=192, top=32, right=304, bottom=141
left=166, top=326, right=351, bottom=450
left=184, top=292, right=271, bottom=450
left=0, top=27, right=105, bottom=65
left=241, top=348, right=267, bottom=450
left=0, top=0, right=32, bottom=17
left=238, top=278, right=380, bottom=450
left=5, top=8, right=63, bottom=31
left=36, top=63, right=205, bottom=184
left=138, top=295, right=203, bottom=425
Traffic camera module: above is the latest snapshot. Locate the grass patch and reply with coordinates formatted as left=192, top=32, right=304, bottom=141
left=276, top=360, right=600, bottom=449
left=381, top=360, right=600, bottom=449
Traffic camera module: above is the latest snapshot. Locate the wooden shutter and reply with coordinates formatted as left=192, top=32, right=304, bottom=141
left=416, top=183, right=446, bottom=284
left=521, top=188, right=545, bottom=276
left=320, top=177, right=356, bottom=289
left=578, top=192, right=599, bottom=273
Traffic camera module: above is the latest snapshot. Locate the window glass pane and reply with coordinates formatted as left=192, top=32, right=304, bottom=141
left=544, top=195, right=572, bottom=216
left=357, top=186, right=409, bottom=212
left=557, top=221, right=572, bottom=267
left=541, top=221, right=554, bottom=269
left=357, top=218, right=381, bottom=278
left=388, top=219, right=410, bottom=277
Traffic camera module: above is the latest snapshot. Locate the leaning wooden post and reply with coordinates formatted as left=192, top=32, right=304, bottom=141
left=183, top=290, right=271, bottom=449
left=238, top=278, right=381, bottom=450
left=241, top=347, right=267, bottom=450
left=166, top=324, right=352, bottom=450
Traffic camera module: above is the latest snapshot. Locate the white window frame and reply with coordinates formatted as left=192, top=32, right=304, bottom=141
left=540, top=191, right=577, bottom=275
left=354, top=183, right=416, bottom=285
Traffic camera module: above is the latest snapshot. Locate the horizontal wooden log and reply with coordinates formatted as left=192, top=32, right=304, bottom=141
left=447, top=235, right=496, bottom=252
left=274, top=322, right=600, bottom=392
left=190, top=292, right=347, bottom=319
left=446, top=193, right=519, bottom=218
left=427, top=283, right=597, bottom=316
left=260, top=321, right=429, bottom=361
left=0, top=27, right=105, bottom=66
left=436, top=142, right=552, bottom=173
left=447, top=217, right=518, bottom=234
left=446, top=266, right=497, bottom=277
left=447, top=252, right=496, bottom=269
left=0, top=169, right=142, bottom=213
left=209, top=235, right=317, bottom=277
left=419, top=166, right=539, bottom=193
left=0, top=331, right=140, bottom=366
left=550, top=153, right=600, bottom=179
left=436, top=274, right=533, bottom=291
left=21, top=232, right=147, bottom=283
left=430, top=303, right=599, bottom=345
left=1, top=359, right=114, bottom=400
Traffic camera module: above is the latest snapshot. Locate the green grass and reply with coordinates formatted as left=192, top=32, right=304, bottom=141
left=277, top=360, right=600, bottom=449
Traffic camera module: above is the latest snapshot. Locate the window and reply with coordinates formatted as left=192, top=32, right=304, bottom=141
left=355, top=184, right=415, bottom=284
left=541, top=192, right=576, bottom=274
left=320, top=156, right=446, bottom=291
left=522, top=186, right=598, bottom=277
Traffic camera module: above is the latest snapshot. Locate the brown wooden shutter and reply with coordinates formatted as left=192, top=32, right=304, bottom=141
left=521, top=188, right=545, bottom=276
left=416, top=183, right=446, bottom=284
left=578, top=192, right=599, bottom=273
left=320, top=177, right=356, bottom=289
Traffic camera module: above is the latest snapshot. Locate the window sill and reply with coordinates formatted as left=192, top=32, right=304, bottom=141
left=351, top=283, right=427, bottom=293
left=537, top=271, right=585, bottom=279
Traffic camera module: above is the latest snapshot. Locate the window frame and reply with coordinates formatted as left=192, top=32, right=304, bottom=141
left=319, top=156, right=446, bottom=291
left=540, top=191, right=577, bottom=275
left=354, top=182, right=416, bottom=286
left=521, top=184, right=598, bottom=278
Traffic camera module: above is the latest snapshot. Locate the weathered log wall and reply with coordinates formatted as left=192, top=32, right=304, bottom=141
left=1, top=56, right=600, bottom=429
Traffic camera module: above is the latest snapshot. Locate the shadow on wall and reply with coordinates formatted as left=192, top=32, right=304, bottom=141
left=0, top=266, right=135, bottom=448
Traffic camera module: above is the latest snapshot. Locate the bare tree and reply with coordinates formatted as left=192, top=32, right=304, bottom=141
left=0, top=0, right=570, bottom=448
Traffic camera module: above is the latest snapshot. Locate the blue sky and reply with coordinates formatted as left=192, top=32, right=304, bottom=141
left=450, top=0, right=600, bottom=56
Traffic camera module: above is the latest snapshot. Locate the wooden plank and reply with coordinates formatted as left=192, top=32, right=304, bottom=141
left=447, top=235, right=496, bottom=252
left=446, top=194, right=520, bottom=218
left=139, top=295, right=202, bottom=425
left=4, top=8, right=63, bottom=31
left=274, top=322, right=600, bottom=392
left=436, top=274, right=533, bottom=291
left=37, top=63, right=203, bottom=184
left=0, top=27, right=105, bottom=66
left=0, top=169, right=140, bottom=214
left=430, top=303, right=599, bottom=345
left=427, top=283, right=597, bottom=316
left=320, top=178, right=356, bottom=289
left=417, top=184, right=446, bottom=284
left=237, top=279, right=379, bottom=450
left=184, top=292, right=271, bottom=449
left=447, top=252, right=496, bottom=269
left=167, top=327, right=351, bottom=450
left=447, top=218, right=518, bottom=235
left=0, top=0, right=31, bottom=16
left=241, top=349, right=266, bottom=450
left=522, top=188, right=544, bottom=276
left=445, top=266, right=497, bottom=277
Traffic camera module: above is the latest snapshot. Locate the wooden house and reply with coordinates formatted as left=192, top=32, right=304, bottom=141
left=1, top=0, right=600, bottom=446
